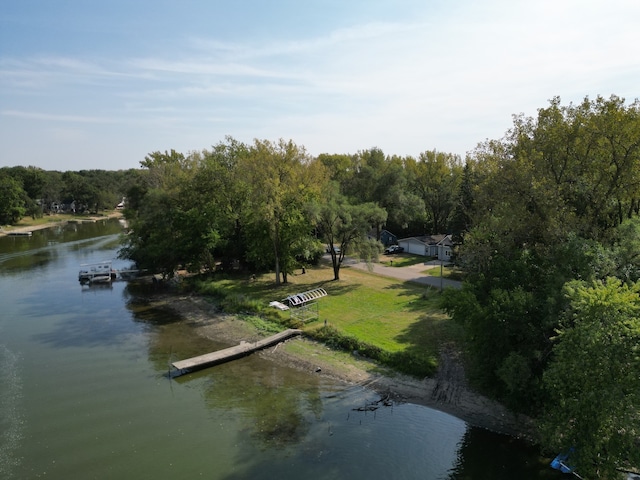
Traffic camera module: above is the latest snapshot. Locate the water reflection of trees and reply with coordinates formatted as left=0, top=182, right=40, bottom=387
left=135, top=297, right=325, bottom=450
left=0, top=219, right=123, bottom=274
left=447, top=427, right=563, bottom=480
left=201, top=362, right=323, bottom=449
left=125, top=295, right=213, bottom=374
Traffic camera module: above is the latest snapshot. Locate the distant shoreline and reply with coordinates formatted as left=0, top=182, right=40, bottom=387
left=0, top=211, right=123, bottom=237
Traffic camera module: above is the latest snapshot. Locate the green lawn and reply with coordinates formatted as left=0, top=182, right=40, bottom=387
left=191, top=262, right=463, bottom=375
left=423, top=264, right=466, bottom=281
left=378, top=254, right=432, bottom=267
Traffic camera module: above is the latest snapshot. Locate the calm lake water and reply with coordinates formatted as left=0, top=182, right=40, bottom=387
left=0, top=219, right=563, bottom=479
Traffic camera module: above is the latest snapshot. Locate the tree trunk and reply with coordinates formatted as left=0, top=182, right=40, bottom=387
left=273, top=222, right=281, bottom=285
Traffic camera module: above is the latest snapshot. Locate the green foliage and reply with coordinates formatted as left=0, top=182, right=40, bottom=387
left=190, top=278, right=227, bottom=297
left=241, top=138, right=326, bottom=284
left=242, top=315, right=283, bottom=334
left=62, top=171, right=100, bottom=211
left=444, top=95, right=640, bottom=429
left=496, top=352, right=533, bottom=397
left=0, top=173, right=27, bottom=224
left=442, top=281, right=546, bottom=410
left=219, top=294, right=264, bottom=315
left=311, top=185, right=387, bottom=280
left=118, top=137, right=463, bottom=282
left=188, top=277, right=301, bottom=332
left=541, top=278, right=640, bottom=479
left=0, top=166, right=139, bottom=224
left=611, top=217, right=640, bottom=283
left=449, top=161, right=475, bottom=244
left=309, top=325, right=437, bottom=377
left=4, top=166, right=46, bottom=199
left=406, top=149, right=462, bottom=234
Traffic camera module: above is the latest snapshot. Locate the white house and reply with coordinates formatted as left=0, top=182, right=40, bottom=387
left=397, top=234, right=454, bottom=262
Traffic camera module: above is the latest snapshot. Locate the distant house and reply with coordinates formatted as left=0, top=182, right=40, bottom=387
left=368, top=229, right=398, bottom=246
left=379, top=229, right=398, bottom=246
left=397, top=234, right=454, bottom=262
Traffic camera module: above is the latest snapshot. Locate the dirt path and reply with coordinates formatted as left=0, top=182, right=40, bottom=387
left=159, top=293, right=536, bottom=441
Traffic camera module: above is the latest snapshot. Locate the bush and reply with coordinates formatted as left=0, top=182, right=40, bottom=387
left=220, top=294, right=261, bottom=314
left=309, top=325, right=437, bottom=377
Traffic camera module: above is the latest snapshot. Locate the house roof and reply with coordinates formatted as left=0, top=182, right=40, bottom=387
left=398, top=234, right=452, bottom=246
left=367, top=228, right=397, bottom=240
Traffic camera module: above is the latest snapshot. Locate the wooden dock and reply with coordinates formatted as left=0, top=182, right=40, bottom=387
left=171, top=328, right=302, bottom=376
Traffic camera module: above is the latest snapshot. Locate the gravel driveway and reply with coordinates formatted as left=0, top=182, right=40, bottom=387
left=343, top=257, right=463, bottom=289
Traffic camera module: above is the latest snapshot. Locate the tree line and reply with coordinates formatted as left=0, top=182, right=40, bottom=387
left=442, top=95, right=640, bottom=478
left=119, top=139, right=463, bottom=283
left=0, top=166, right=144, bottom=224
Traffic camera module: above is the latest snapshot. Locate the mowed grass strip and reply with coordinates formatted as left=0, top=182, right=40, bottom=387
left=422, top=264, right=467, bottom=281
left=378, top=254, right=430, bottom=267
left=192, top=262, right=462, bottom=369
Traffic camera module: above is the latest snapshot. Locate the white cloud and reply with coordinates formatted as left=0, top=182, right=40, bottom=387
left=2, top=0, right=640, bottom=170
left=1, top=110, right=118, bottom=124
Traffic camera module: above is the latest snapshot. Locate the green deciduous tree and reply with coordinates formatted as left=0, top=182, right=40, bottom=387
left=510, top=95, right=640, bottom=237
left=609, top=217, right=640, bottom=284
left=311, top=186, right=387, bottom=280
left=445, top=95, right=640, bottom=414
left=189, top=137, right=251, bottom=271
left=342, top=147, right=386, bottom=204
left=541, top=278, right=640, bottom=479
left=4, top=166, right=46, bottom=200
left=406, top=150, right=462, bottom=234
left=0, top=173, right=27, bottom=224
left=119, top=189, right=184, bottom=277
left=375, top=154, right=424, bottom=234
left=62, top=171, right=99, bottom=212
left=120, top=149, right=200, bottom=276
left=140, top=149, right=194, bottom=191
left=449, top=161, right=476, bottom=244
left=242, top=139, right=326, bottom=284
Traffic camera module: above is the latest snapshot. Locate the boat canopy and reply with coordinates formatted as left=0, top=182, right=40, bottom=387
left=283, top=288, right=327, bottom=307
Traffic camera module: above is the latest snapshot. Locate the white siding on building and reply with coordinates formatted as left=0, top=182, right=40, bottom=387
left=398, top=238, right=426, bottom=256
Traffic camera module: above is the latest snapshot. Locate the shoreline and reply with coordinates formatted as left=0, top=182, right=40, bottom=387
left=159, top=293, right=537, bottom=442
left=0, top=211, right=122, bottom=237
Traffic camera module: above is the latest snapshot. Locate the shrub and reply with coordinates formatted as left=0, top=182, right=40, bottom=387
left=308, top=325, right=437, bottom=378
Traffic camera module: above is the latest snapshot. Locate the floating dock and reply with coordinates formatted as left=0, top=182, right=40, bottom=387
left=171, top=328, right=303, bottom=376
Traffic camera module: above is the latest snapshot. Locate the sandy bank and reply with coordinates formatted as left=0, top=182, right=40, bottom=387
left=156, top=293, right=537, bottom=442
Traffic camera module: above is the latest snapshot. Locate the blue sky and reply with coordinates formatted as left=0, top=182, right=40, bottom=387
left=2, top=0, right=639, bottom=171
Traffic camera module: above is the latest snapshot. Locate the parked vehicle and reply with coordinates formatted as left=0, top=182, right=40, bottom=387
left=384, top=245, right=404, bottom=254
